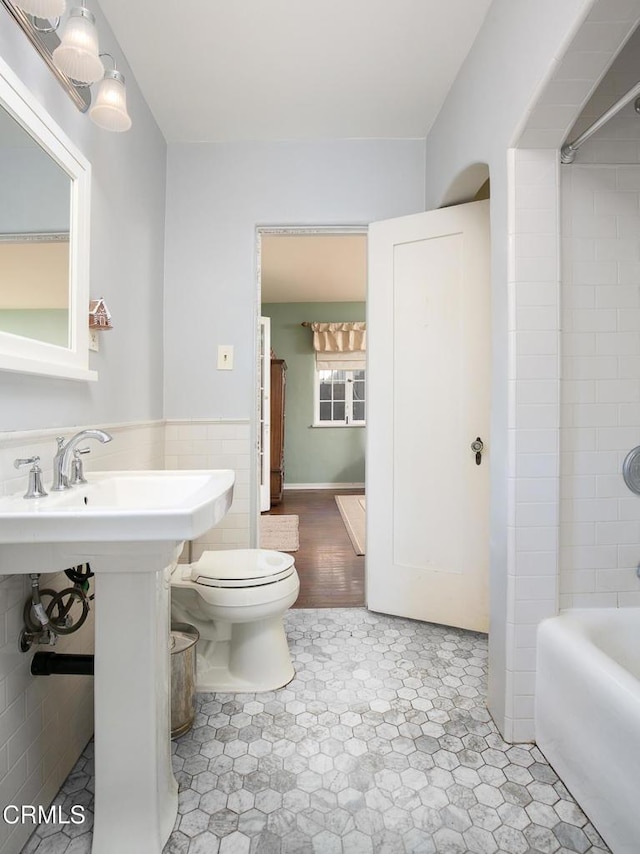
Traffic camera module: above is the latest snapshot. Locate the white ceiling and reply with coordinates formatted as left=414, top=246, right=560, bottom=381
left=98, top=0, right=492, bottom=143
left=261, top=233, right=367, bottom=303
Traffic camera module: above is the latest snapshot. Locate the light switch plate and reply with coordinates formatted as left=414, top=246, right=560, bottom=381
left=217, top=344, right=234, bottom=370
left=89, top=330, right=99, bottom=352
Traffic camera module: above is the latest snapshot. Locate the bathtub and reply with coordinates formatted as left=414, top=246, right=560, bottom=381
left=536, top=608, right=640, bottom=854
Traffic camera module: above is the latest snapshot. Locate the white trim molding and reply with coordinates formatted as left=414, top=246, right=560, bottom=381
left=284, top=482, right=365, bottom=490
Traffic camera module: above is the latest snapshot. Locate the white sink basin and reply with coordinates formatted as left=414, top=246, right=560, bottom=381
left=0, top=469, right=235, bottom=544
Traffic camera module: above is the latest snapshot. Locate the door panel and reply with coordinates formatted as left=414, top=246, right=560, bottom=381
left=259, top=316, right=271, bottom=513
left=367, top=200, right=490, bottom=632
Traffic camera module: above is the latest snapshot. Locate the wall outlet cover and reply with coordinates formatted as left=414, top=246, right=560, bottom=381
left=89, top=330, right=99, bottom=352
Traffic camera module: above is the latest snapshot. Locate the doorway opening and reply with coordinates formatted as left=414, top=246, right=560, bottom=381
left=256, top=226, right=368, bottom=608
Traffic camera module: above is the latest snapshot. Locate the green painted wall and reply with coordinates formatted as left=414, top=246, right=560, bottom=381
left=263, top=302, right=365, bottom=486
left=0, top=309, right=68, bottom=346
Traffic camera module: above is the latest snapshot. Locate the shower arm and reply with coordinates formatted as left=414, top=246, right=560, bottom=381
left=560, top=79, right=640, bottom=164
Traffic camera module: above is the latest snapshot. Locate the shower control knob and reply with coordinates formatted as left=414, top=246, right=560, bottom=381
left=623, top=445, right=640, bottom=495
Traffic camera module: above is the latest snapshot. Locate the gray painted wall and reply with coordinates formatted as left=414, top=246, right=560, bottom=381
left=0, top=1, right=166, bottom=432
left=163, top=139, right=425, bottom=420
left=263, top=302, right=366, bottom=486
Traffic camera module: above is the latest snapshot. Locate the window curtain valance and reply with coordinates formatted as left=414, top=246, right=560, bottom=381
left=309, top=322, right=366, bottom=371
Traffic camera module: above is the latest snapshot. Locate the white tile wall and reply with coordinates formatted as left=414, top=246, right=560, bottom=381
left=164, top=420, right=252, bottom=560
left=506, top=148, right=561, bottom=743
left=0, top=420, right=164, bottom=854
left=561, top=161, right=640, bottom=608
left=555, top=14, right=640, bottom=613
left=500, top=0, right=640, bottom=745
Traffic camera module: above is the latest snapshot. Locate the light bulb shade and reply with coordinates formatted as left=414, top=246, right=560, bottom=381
left=89, top=69, right=132, bottom=132
left=52, top=7, right=103, bottom=85
left=15, top=0, right=66, bottom=16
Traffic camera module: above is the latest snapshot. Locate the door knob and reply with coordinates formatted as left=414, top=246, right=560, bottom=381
left=471, top=437, right=484, bottom=465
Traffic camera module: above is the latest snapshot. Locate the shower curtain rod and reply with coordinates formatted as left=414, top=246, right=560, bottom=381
left=561, top=80, right=640, bottom=163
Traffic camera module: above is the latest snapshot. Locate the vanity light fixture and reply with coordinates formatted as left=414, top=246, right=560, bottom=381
left=89, top=54, right=131, bottom=132
left=10, top=0, right=131, bottom=131
left=51, top=3, right=103, bottom=85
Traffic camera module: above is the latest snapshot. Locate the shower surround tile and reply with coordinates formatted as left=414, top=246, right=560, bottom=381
left=20, top=609, right=609, bottom=854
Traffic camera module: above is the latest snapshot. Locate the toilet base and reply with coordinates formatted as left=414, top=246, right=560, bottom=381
left=196, top=616, right=295, bottom=693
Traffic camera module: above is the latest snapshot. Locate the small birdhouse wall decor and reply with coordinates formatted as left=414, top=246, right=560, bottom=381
left=89, top=298, right=113, bottom=330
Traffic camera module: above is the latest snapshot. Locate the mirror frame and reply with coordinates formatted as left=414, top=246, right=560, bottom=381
left=0, top=54, right=96, bottom=381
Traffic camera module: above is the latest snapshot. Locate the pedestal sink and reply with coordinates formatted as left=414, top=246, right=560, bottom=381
left=0, top=469, right=235, bottom=854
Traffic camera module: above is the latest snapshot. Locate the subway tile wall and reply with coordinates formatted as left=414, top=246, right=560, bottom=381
left=501, top=3, right=640, bottom=744
left=164, top=420, right=252, bottom=560
left=561, top=162, right=640, bottom=608
left=507, top=148, right=561, bottom=743
left=0, top=420, right=164, bottom=854
left=558, top=23, right=640, bottom=609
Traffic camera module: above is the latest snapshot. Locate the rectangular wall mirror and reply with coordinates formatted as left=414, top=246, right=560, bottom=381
left=0, top=53, right=95, bottom=381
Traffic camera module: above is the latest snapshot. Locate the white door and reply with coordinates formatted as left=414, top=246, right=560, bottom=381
left=259, top=316, right=271, bottom=512
left=367, top=200, right=490, bottom=633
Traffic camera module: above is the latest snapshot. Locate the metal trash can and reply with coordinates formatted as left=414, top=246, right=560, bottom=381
left=170, top=622, right=199, bottom=739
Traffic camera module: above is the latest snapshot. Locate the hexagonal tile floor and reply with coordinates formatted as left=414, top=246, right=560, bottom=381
left=21, top=609, right=610, bottom=854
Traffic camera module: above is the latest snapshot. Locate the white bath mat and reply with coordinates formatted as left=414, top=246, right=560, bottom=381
left=260, top=514, right=299, bottom=552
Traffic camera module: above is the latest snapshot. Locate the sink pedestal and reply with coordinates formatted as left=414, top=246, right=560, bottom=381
left=89, top=542, right=181, bottom=854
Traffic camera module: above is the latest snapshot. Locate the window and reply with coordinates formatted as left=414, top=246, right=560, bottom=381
left=314, top=368, right=366, bottom=426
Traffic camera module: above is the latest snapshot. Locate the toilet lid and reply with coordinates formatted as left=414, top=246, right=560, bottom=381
left=191, top=549, right=296, bottom=588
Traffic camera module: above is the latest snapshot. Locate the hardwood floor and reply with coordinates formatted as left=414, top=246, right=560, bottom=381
left=264, top=489, right=365, bottom=609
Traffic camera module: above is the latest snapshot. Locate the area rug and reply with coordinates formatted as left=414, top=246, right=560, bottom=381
left=260, top=514, right=299, bottom=552
left=335, top=494, right=366, bottom=555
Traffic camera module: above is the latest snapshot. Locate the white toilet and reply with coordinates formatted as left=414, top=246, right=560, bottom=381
left=170, top=548, right=300, bottom=693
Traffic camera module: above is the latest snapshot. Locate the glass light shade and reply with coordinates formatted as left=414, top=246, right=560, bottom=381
left=15, top=0, right=66, bottom=16
left=52, top=7, right=103, bottom=85
left=89, top=70, right=132, bottom=132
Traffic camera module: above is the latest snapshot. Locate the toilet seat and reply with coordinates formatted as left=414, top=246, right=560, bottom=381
left=191, top=548, right=296, bottom=589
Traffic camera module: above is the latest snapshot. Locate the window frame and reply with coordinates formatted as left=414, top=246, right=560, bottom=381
left=313, top=367, right=366, bottom=427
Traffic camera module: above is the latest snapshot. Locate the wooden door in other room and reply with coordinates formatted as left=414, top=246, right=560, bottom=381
left=270, top=358, right=287, bottom=505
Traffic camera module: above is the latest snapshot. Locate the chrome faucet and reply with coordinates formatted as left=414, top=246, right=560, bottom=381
left=51, top=429, right=112, bottom=491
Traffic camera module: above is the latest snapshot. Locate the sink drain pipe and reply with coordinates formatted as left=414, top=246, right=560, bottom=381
left=20, top=565, right=93, bottom=652
left=29, top=573, right=50, bottom=630
left=31, top=651, right=94, bottom=676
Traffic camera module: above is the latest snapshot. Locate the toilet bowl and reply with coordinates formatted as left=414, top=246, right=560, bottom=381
left=170, top=548, right=300, bottom=693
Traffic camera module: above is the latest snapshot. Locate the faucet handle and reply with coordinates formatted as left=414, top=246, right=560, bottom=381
left=14, top=456, right=48, bottom=499
left=69, top=447, right=91, bottom=485
left=14, top=455, right=40, bottom=469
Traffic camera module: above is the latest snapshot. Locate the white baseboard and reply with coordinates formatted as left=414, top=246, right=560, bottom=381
left=284, top=482, right=365, bottom=490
